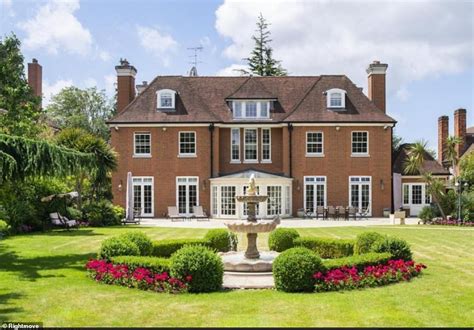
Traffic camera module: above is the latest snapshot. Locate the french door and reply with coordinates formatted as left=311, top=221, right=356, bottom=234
left=349, top=176, right=371, bottom=215
left=176, top=177, right=199, bottom=216
left=132, top=177, right=154, bottom=216
left=403, top=183, right=431, bottom=216
left=304, top=176, right=327, bottom=215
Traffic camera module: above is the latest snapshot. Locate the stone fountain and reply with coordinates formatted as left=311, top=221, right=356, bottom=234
left=220, top=174, right=280, bottom=274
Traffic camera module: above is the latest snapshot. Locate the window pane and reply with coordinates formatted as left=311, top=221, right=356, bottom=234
left=330, top=93, right=342, bottom=107
left=144, top=185, right=152, bottom=214
left=262, top=129, right=271, bottom=160
left=233, top=102, right=242, bottom=118
left=179, top=132, right=196, bottom=155
left=260, top=102, right=268, bottom=117
left=231, top=128, right=240, bottom=161
left=412, top=185, right=422, bottom=204
left=160, top=93, right=173, bottom=107
left=403, top=185, right=409, bottom=204
left=267, top=186, right=282, bottom=216
left=134, top=133, right=151, bottom=155
left=245, top=102, right=257, bottom=117
left=352, top=132, right=368, bottom=154
left=212, top=186, right=218, bottom=216
left=245, top=129, right=257, bottom=160
left=221, top=186, right=236, bottom=215
left=178, top=185, right=187, bottom=214
left=306, top=132, right=323, bottom=154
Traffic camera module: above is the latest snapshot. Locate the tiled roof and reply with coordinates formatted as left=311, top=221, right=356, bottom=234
left=108, top=75, right=396, bottom=124
left=393, top=143, right=449, bottom=175
left=466, top=126, right=474, bottom=134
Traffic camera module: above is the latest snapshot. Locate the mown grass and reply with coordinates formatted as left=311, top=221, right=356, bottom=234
left=0, top=225, right=473, bottom=327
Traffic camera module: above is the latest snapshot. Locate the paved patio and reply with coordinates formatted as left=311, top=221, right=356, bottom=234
left=138, top=217, right=421, bottom=228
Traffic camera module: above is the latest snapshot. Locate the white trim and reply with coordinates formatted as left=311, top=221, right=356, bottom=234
left=292, top=123, right=394, bottom=127
left=351, top=131, right=369, bottom=156
left=244, top=128, right=258, bottom=162
left=178, top=131, right=197, bottom=157
left=175, top=176, right=199, bottom=216
left=133, top=132, right=151, bottom=157
left=218, top=123, right=280, bottom=128
left=306, top=131, right=324, bottom=157
left=116, top=68, right=137, bottom=77
left=325, top=88, right=346, bottom=109
left=132, top=176, right=154, bottom=217
left=156, top=89, right=176, bottom=109
left=261, top=128, right=272, bottom=162
left=348, top=176, right=372, bottom=216
left=110, top=122, right=395, bottom=128
left=230, top=128, right=240, bottom=162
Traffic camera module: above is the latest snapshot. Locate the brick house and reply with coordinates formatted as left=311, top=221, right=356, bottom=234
left=108, top=60, right=395, bottom=218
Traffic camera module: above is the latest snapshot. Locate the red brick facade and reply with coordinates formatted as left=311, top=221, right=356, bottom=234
left=454, top=108, right=467, bottom=158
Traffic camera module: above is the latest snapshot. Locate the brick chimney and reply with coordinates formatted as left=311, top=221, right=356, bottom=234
left=28, top=58, right=42, bottom=106
left=454, top=108, right=467, bottom=157
left=438, top=115, right=449, bottom=164
left=366, top=60, right=388, bottom=113
left=115, top=59, right=137, bottom=113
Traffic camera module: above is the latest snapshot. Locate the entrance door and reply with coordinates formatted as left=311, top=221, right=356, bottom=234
left=403, top=183, right=431, bottom=216
left=176, top=177, right=199, bottom=216
left=304, top=176, right=327, bottom=215
left=349, top=176, right=371, bottom=215
left=132, top=177, right=153, bottom=216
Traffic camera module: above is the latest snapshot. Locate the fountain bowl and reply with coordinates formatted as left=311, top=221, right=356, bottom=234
left=235, top=195, right=268, bottom=203
left=219, top=251, right=279, bottom=272
left=224, top=217, right=280, bottom=233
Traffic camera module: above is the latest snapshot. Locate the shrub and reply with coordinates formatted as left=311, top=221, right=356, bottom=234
left=66, top=207, right=83, bottom=221
left=0, top=220, right=10, bottom=239
left=152, top=239, right=209, bottom=258
left=84, top=200, right=122, bottom=227
left=294, top=237, right=354, bottom=258
left=98, top=236, right=140, bottom=259
left=371, top=236, right=412, bottom=261
left=170, top=245, right=223, bottom=293
left=268, top=228, right=300, bottom=252
left=119, top=232, right=153, bottom=256
left=273, top=247, right=325, bottom=292
left=110, top=255, right=170, bottom=273
left=418, top=206, right=435, bottom=222
left=204, top=229, right=238, bottom=252
left=323, top=252, right=392, bottom=272
left=354, top=232, right=385, bottom=255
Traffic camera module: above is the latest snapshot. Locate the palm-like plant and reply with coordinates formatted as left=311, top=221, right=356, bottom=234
left=444, top=136, right=462, bottom=177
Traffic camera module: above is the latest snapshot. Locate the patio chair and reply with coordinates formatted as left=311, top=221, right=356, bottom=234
left=337, top=206, right=346, bottom=220
left=327, top=206, right=337, bottom=220
left=347, top=206, right=357, bottom=220
left=358, top=205, right=370, bottom=220
left=49, top=212, right=78, bottom=230
left=192, top=206, right=209, bottom=221
left=167, top=206, right=184, bottom=222
left=315, top=206, right=326, bottom=220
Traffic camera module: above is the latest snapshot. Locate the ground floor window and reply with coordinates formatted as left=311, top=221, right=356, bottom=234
left=132, top=177, right=153, bottom=216
left=267, top=186, right=282, bottom=216
left=349, top=176, right=371, bottom=215
left=176, top=177, right=198, bottom=216
left=220, top=186, right=236, bottom=216
left=402, top=183, right=431, bottom=216
left=304, top=176, right=326, bottom=214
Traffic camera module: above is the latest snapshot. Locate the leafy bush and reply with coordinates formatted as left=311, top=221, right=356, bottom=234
left=273, top=247, right=325, bottom=292
left=438, top=190, right=457, bottom=217
left=119, top=232, right=153, bottom=256
left=323, top=252, right=392, bottom=272
left=268, top=228, right=300, bottom=252
left=354, top=232, right=384, bottom=255
left=371, top=236, right=412, bottom=261
left=152, top=239, right=209, bottom=258
left=66, top=207, right=82, bottom=221
left=98, top=236, right=140, bottom=259
left=170, top=245, right=223, bottom=293
left=84, top=200, right=122, bottom=227
left=418, top=206, right=435, bottom=221
left=110, top=255, right=170, bottom=273
left=294, top=237, right=354, bottom=258
left=204, top=229, right=238, bottom=252
left=0, top=220, right=10, bottom=238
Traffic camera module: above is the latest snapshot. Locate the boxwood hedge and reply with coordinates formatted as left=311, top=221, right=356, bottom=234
left=294, top=237, right=354, bottom=258
left=111, top=255, right=171, bottom=273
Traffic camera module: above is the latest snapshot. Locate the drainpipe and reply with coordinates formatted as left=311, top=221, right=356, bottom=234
left=288, top=123, right=293, bottom=177
left=209, top=123, right=214, bottom=178
left=390, top=126, right=394, bottom=213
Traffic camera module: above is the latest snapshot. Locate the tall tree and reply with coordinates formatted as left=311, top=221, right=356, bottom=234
left=0, top=34, right=42, bottom=138
left=245, top=13, right=287, bottom=76
left=444, top=135, right=462, bottom=177
left=46, top=86, right=115, bottom=141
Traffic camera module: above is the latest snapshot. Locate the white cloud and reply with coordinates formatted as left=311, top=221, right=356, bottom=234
left=200, top=36, right=211, bottom=47
left=215, top=0, right=473, bottom=98
left=216, top=64, right=249, bottom=76
left=98, top=49, right=112, bottom=62
left=136, top=25, right=178, bottom=66
left=104, top=74, right=116, bottom=97
left=18, top=0, right=92, bottom=55
left=1, top=0, right=15, bottom=17
left=43, top=79, right=73, bottom=106
left=83, top=77, right=97, bottom=88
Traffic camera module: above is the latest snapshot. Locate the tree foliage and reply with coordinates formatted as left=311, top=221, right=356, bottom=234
left=245, top=14, right=287, bottom=76
left=459, top=152, right=474, bottom=186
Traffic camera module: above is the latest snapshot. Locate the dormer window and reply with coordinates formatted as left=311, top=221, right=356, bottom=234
left=157, top=89, right=176, bottom=110
left=231, top=100, right=271, bottom=119
left=326, top=88, right=346, bottom=109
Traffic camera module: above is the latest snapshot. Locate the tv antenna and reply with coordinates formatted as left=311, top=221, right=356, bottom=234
left=187, top=46, right=203, bottom=68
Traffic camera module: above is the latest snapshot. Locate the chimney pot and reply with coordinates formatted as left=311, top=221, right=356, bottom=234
left=27, top=58, right=42, bottom=108
left=366, top=61, right=388, bottom=113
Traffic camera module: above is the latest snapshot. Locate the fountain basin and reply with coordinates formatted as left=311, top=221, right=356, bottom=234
left=235, top=195, right=268, bottom=203
left=219, top=251, right=279, bottom=272
left=224, top=219, right=280, bottom=233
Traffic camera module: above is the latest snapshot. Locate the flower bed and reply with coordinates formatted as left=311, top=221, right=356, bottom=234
left=313, top=259, right=427, bottom=292
left=86, top=259, right=191, bottom=294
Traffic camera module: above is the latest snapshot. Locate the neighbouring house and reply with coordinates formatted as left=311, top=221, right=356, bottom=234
left=108, top=60, right=396, bottom=219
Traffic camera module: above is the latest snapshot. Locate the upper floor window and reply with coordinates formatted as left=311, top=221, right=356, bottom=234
left=134, top=132, right=151, bottom=157
left=351, top=131, right=369, bottom=155
left=244, top=128, right=258, bottom=162
left=261, top=128, right=271, bottom=162
left=306, top=132, right=324, bottom=156
left=326, top=88, right=346, bottom=109
left=157, top=89, right=176, bottom=109
left=179, top=131, right=196, bottom=156
left=231, top=128, right=240, bottom=162
left=232, top=101, right=270, bottom=119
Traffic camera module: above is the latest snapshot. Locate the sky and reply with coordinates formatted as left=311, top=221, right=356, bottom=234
left=1, top=0, right=473, bottom=153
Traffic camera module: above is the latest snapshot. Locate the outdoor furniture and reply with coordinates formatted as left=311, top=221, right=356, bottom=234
left=327, top=206, right=337, bottom=220
left=315, top=206, right=326, bottom=220
left=122, top=207, right=141, bottom=225
left=297, top=208, right=313, bottom=219
left=358, top=206, right=370, bottom=220
left=167, top=206, right=184, bottom=222
left=336, top=206, right=346, bottom=220
left=347, top=206, right=357, bottom=220
left=49, top=212, right=78, bottom=230
left=393, top=210, right=406, bottom=225
left=193, top=206, right=209, bottom=221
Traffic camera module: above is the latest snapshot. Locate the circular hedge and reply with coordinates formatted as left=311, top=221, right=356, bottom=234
left=273, top=247, right=325, bottom=292
left=98, top=236, right=140, bottom=260
left=268, top=228, right=300, bottom=252
left=354, top=232, right=384, bottom=255
left=119, top=231, right=153, bottom=256
left=371, top=236, right=412, bottom=261
left=170, top=245, right=224, bottom=293
left=204, top=229, right=238, bottom=252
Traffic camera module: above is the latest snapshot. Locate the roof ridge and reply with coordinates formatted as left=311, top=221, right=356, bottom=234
left=282, top=76, right=322, bottom=121
left=226, top=76, right=252, bottom=99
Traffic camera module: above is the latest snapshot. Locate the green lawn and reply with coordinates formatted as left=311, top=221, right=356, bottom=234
left=0, top=225, right=473, bottom=327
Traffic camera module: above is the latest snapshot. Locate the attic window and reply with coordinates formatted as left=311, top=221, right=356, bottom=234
left=157, top=89, right=176, bottom=110
left=326, top=88, right=346, bottom=109
left=232, top=100, right=270, bottom=119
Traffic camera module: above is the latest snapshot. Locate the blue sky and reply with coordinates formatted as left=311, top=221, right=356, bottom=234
left=1, top=0, right=473, bottom=153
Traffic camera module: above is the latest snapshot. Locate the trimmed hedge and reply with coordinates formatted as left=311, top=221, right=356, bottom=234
left=111, top=255, right=171, bottom=273
left=273, top=247, right=325, bottom=292
left=371, top=236, right=413, bottom=261
left=204, top=229, right=238, bottom=252
left=98, top=236, right=140, bottom=260
left=268, top=228, right=300, bottom=252
left=354, top=232, right=385, bottom=255
left=152, top=239, right=209, bottom=258
left=119, top=232, right=153, bottom=256
left=170, top=245, right=223, bottom=293
left=294, top=237, right=354, bottom=259
left=323, top=252, right=393, bottom=272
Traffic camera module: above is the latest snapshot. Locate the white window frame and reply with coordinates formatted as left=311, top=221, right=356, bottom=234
left=133, top=132, right=151, bottom=158
left=326, top=88, right=346, bottom=109
left=348, top=176, right=372, bottom=216
left=244, top=128, right=258, bottom=163
left=261, top=128, right=271, bottom=163
left=230, top=128, right=241, bottom=163
left=232, top=100, right=271, bottom=119
left=351, top=131, right=369, bottom=157
left=132, top=176, right=154, bottom=217
left=306, top=131, right=324, bottom=157
left=303, top=176, right=327, bottom=215
left=402, top=183, right=432, bottom=207
left=157, top=89, right=176, bottom=109
left=178, top=131, right=197, bottom=157
left=175, top=176, right=199, bottom=216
